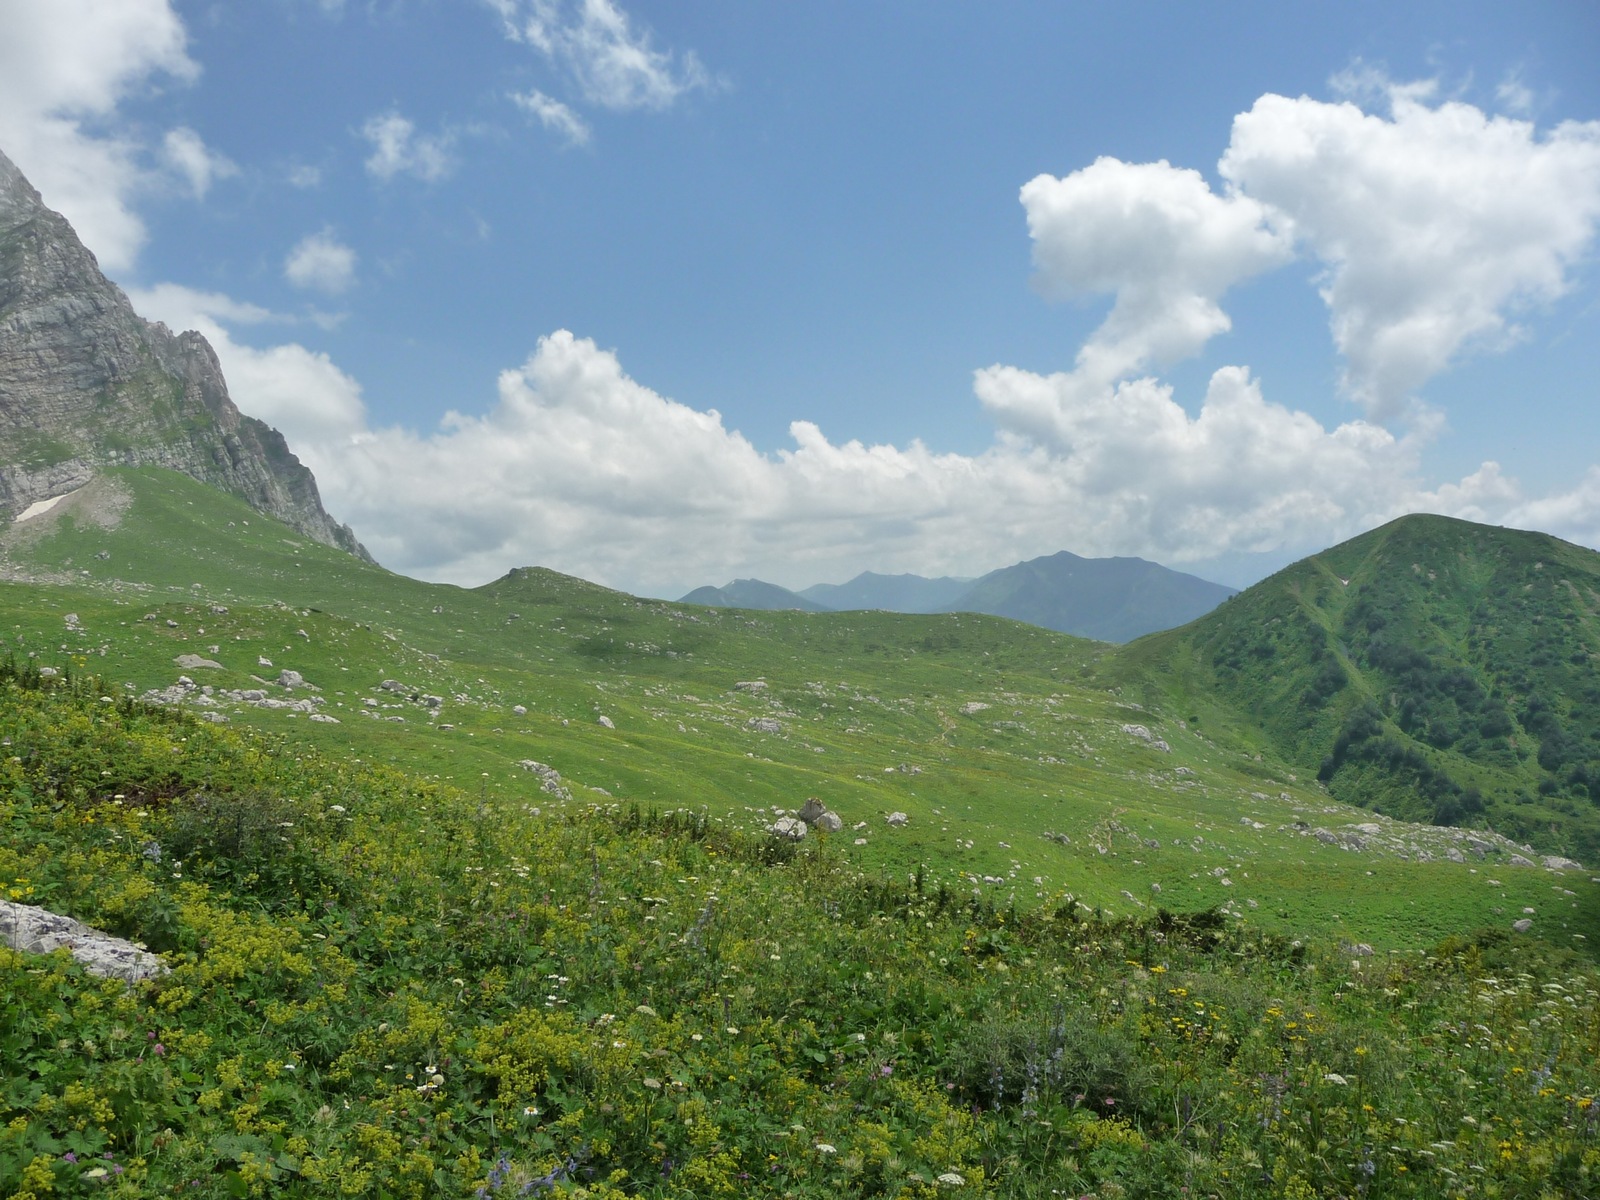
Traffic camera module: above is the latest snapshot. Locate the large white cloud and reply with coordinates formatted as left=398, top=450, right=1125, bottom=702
left=1221, top=83, right=1600, bottom=417
left=0, top=0, right=197, bottom=270
left=1021, top=158, right=1292, bottom=384
left=124, top=303, right=1573, bottom=593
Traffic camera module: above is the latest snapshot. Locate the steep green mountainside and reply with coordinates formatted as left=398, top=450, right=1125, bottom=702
left=677, top=578, right=828, bottom=611
left=0, top=469, right=1591, bottom=955
left=1118, top=514, right=1600, bottom=861
left=944, top=551, right=1235, bottom=643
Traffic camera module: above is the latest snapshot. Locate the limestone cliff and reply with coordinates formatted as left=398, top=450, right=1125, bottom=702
left=0, top=148, right=369, bottom=560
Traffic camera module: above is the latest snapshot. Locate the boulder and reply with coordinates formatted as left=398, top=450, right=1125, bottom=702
left=278, top=669, right=306, bottom=689
left=1544, top=855, right=1583, bottom=871
left=174, top=654, right=222, bottom=670
left=812, top=811, right=843, bottom=833
left=797, top=797, right=829, bottom=824
left=768, top=816, right=807, bottom=841
left=512, top=705, right=528, bottom=716
left=0, top=901, right=167, bottom=983
left=747, top=717, right=783, bottom=734
left=733, top=680, right=768, bottom=693
left=597, top=715, right=615, bottom=729
left=958, top=701, right=990, bottom=715
left=885, top=811, right=909, bottom=827
left=1512, top=918, right=1533, bottom=933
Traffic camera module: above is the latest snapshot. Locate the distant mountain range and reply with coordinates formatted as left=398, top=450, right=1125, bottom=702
left=679, top=550, right=1237, bottom=642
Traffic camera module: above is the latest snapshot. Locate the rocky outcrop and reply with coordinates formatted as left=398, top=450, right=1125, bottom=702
left=1, top=900, right=167, bottom=983
left=0, top=147, right=368, bottom=559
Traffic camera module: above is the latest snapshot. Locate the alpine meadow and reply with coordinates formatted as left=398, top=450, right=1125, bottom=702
left=5, top=4, right=1600, bottom=1199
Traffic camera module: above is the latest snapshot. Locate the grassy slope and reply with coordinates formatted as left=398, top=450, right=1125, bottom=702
left=1116, top=514, right=1600, bottom=863
left=0, top=470, right=1595, bottom=954
left=4, top=670, right=1599, bottom=1199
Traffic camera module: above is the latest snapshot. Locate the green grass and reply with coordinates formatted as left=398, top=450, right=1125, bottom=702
left=4, top=668, right=1600, bottom=1198
left=1, top=469, right=1593, bottom=956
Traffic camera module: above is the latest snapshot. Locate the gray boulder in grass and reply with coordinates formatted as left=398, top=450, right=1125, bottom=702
left=1, top=901, right=168, bottom=983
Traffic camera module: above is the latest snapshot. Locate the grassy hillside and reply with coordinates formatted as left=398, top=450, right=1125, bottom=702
left=5, top=667, right=1600, bottom=1198
left=1117, top=514, right=1600, bottom=865
left=0, top=471, right=1588, bottom=957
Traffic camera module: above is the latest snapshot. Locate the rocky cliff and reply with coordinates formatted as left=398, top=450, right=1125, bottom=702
left=0, top=148, right=369, bottom=559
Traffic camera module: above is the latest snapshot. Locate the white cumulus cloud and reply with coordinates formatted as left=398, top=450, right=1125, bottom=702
left=284, top=229, right=357, bottom=294
left=1220, top=81, right=1600, bottom=417
left=0, top=0, right=196, bottom=270
left=361, top=111, right=455, bottom=182
left=491, top=0, right=710, bottom=112
left=510, top=88, right=591, bottom=146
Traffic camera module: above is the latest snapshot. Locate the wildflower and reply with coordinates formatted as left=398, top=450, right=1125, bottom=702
left=63, top=1152, right=78, bottom=1164
left=937, top=1173, right=966, bottom=1187
left=815, top=1143, right=837, bottom=1154
left=523, top=1105, right=540, bottom=1117
left=880, top=1064, right=894, bottom=1077
left=644, top=1078, right=662, bottom=1089
left=1323, top=1073, right=1349, bottom=1086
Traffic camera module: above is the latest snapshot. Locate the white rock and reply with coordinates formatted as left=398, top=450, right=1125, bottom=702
left=959, top=701, right=990, bottom=715
left=747, top=717, right=783, bottom=733
left=885, top=811, right=909, bottom=827
left=597, top=714, right=615, bottom=729
left=769, top=816, right=807, bottom=840
left=512, top=705, right=527, bottom=716
left=1512, top=918, right=1533, bottom=933
left=174, top=654, right=222, bottom=670
left=0, top=901, right=167, bottom=983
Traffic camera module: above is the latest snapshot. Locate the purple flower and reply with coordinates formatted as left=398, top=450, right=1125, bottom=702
left=879, top=1064, right=893, bottom=1077
left=63, top=1152, right=78, bottom=1164
left=153, top=1043, right=165, bottom=1055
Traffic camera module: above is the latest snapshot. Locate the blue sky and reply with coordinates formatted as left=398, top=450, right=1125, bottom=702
left=3, top=1, right=1599, bottom=595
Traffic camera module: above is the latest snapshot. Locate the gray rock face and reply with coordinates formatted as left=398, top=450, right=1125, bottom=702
left=0, top=148, right=367, bottom=559
left=1, top=900, right=167, bottom=983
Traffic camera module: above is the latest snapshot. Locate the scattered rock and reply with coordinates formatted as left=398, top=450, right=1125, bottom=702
left=597, top=715, right=615, bottom=729
left=173, top=654, right=222, bottom=670
left=379, top=679, right=406, bottom=693
left=1512, top=918, right=1534, bottom=933
left=517, top=760, right=573, bottom=800
left=1508, top=854, right=1536, bottom=868
left=812, top=811, right=843, bottom=833
left=733, top=680, right=768, bottom=693
left=1544, top=855, right=1583, bottom=871
left=959, top=701, right=990, bottom=715
left=512, top=704, right=527, bottom=716
left=1346, top=943, right=1375, bottom=957
left=308, top=713, right=340, bottom=724
left=1121, top=724, right=1171, bottom=753
left=768, top=816, right=807, bottom=841
left=259, top=656, right=273, bottom=667
left=747, top=717, right=783, bottom=734
left=797, top=797, right=828, bottom=825
left=278, top=669, right=305, bottom=689
left=885, top=811, right=909, bottom=828
left=0, top=901, right=167, bottom=983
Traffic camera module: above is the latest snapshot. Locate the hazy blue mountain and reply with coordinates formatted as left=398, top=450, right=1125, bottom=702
left=799, top=571, right=973, bottom=613
left=943, top=551, right=1235, bottom=642
left=678, top=578, right=832, bottom=612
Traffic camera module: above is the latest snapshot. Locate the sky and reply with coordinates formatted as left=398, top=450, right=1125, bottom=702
left=2, top=0, right=1599, bottom=597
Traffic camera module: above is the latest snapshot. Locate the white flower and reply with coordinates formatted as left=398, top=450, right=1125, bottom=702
left=815, top=1143, right=837, bottom=1154
left=937, top=1172, right=966, bottom=1187
left=1323, top=1072, right=1348, bottom=1086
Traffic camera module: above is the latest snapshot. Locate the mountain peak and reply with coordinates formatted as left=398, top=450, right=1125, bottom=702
left=0, top=146, right=369, bottom=560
